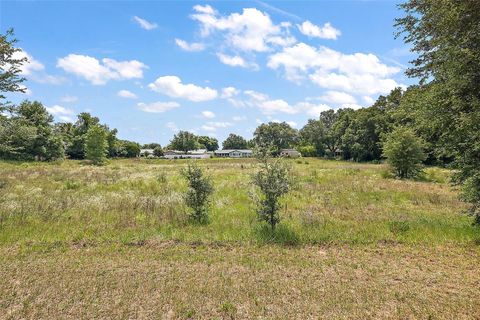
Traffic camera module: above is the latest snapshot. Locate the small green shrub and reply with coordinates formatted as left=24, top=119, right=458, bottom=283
left=181, top=162, right=214, bottom=224
left=64, top=180, right=81, bottom=190
left=156, top=172, right=167, bottom=183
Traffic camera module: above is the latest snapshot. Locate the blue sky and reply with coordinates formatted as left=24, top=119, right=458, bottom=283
left=1, top=0, right=414, bottom=145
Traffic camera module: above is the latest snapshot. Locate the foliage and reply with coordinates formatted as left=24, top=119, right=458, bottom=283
left=222, top=133, right=247, bottom=150
left=0, top=28, right=27, bottom=103
left=298, top=119, right=325, bottom=156
left=85, top=124, right=108, bottom=165
left=297, top=145, right=316, bottom=157
left=198, top=135, right=219, bottom=151
left=0, top=100, right=64, bottom=160
left=119, top=140, right=140, bottom=158
left=181, top=162, right=214, bottom=223
left=153, top=146, right=164, bottom=157
left=252, top=155, right=291, bottom=230
left=382, top=127, right=426, bottom=179
left=170, top=131, right=199, bottom=153
left=143, top=143, right=161, bottom=149
left=253, top=122, right=297, bottom=156
left=395, top=0, right=480, bottom=222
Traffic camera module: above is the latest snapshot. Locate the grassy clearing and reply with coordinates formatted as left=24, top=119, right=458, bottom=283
left=1, top=243, right=479, bottom=319
left=1, top=158, right=479, bottom=318
left=0, top=158, right=476, bottom=247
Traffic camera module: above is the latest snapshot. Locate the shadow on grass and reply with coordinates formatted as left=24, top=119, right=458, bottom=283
left=253, top=223, right=300, bottom=246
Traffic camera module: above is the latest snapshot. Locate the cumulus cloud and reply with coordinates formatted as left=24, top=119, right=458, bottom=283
left=244, top=90, right=297, bottom=115
left=175, top=39, right=205, bottom=52
left=133, top=16, right=158, bottom=30
left=57, top=54, right=147, bottom=85
left=12, top=49, right=44, bottom=75
left=201, top=110, right=215, bottom=118
left=201, top=121, right=232, bottom=132
left=318, top=91, right=357, bottom=105
left=117, top=90, right=138, bottom=99
left=295, top=102, right=331, bottom=117
left=46, top=105, right=75, bottom=122
left=137, top=101, right=180, bottom=113
left=148, top=75, right=217, bottom=102
left=216, top=53, right=258, bottom=69
left=232, top=115, right=247, bottom=121
left=297, top=21, right=341, bottom=40
left=190, top=5, right=295, bottom=52
left=221, top=86, right=240, bottom=98
left=267, top=42, right=402, bottom=95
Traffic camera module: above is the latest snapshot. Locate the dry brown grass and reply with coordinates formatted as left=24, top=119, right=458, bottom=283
left=1, top=243, right=479, bottom=319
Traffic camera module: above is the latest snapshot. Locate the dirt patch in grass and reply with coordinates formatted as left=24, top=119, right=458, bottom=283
left=1, top=243, right=479, bottom=319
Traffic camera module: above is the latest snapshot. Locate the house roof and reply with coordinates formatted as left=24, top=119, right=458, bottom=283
left=214, top=149, right=253, bottom=154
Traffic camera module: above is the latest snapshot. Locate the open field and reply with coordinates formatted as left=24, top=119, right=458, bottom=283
left=1, top=158, right=479, bottom=319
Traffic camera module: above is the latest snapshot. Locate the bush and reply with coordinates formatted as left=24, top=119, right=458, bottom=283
left=461, top=174, right=480, bottom=225
left=181, top=162, right=214, bottom=223
left=85, top=125, right=108, bottom=165
left=252, top=155, right=291, bottom=230
left=153, top=146, right=164, bottom=157
left=382, top=127, right=426, bottom=179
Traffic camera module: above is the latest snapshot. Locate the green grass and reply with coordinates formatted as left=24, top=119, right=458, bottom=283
left=0, top=158, right=476, bottom=248
left=1, top=158, right=479, bottom=318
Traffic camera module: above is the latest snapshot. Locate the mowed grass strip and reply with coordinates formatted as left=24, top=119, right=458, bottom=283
left=1, top=243, right=479, bottom=319
left=0, top=158, right=477, bottom=247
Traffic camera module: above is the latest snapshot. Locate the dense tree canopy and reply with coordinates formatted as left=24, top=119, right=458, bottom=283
left=169, top=131, right=199, bottom=153
left=198, top=135, right=219, bottom=151
left=395, top=0, right=480, bottom=222
left=222, top=133, right=247, bottom=150
left=0, top=29, right=26, bottom=104
left=253, top=122, right=297, bottom=155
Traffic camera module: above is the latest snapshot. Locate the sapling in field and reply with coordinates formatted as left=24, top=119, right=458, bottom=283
left=252, top=152, right=291, bottom=231
left=181, top=162, right=214, bottom=223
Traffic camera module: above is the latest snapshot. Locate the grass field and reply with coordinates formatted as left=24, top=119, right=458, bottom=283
left=1, top=158, right=479, bottom=319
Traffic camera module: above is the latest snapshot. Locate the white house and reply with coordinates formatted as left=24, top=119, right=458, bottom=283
left=214, top=149, right=253, bottom=158
left=139, top=149, right=155, bottom=157
left=280, top=149, right=301, bottom=158
left=164, top=149, right=212, bottom=159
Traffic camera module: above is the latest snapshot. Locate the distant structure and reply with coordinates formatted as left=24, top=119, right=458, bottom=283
left=164, top=149, right=212, bottom=159
left=214, top=149, right=253, bottom=158
left=139, top=149, right=155, bottom=157
left=280, top=149, right=301, bottom=158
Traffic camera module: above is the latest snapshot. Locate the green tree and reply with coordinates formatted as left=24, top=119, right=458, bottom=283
left=396, top=0, right=480, bottom=222
left=181, top=162, right=214, bottom=223
left=169, top=131, right=199, bottom=153
left=85, top=125, right=108, bottom=165
left=222, top=133, right=247, bottom=149
left=299, top=119, right=325, bottom=156
left=252, top=155, right=291, bottom=230
left=253, top=122, right=297, bottom=156
left=382, top=127, right=426, bottom=179
left=153, top=146, right=164, bottom=157
left=0, top=29, right=27, bottom=105
left=119, top=140, right=140, bottom=158
left=198, top=135, right=219, bottom=151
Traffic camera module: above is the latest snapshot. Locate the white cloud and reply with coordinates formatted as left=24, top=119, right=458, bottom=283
left=118, top=90, right=138, bottom=99
left=297, top=21, right=341, bottom=40
left=202, top=121, right=232, bottom=132
left=221, top=86, right=240, bottom=98
left=201, top=110, right=215, bottom=118
left=12, top=49, right=44, bottom=75
left=295, top=102, right=331, bottom=117
left=60, top=95, right=78, bottom=103
left=46, top=105, right=75, bottom=122
left=216, top=53, right=258, bottom=69
left=362, top=96, right=375, bottom=105
left=175, top=39, right=205, bottom=52
left=244, top=90, right=297, bottom=115
left=318, top=91, right=357, bottom=105
left=191, top=5, right=295, bottom=52
left=137, top=101, right=180, bottom=113
left=148, top=75, right=217, bottom=102
left=57, top=54, right=147, bottom=85
left=286, top=121, right=297, bottom=128
left=267, top=42, right=402, bottom=95
left=133, top=16, right=158, bottom=30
